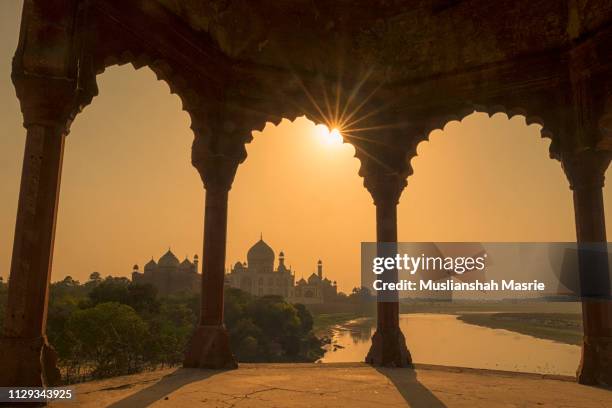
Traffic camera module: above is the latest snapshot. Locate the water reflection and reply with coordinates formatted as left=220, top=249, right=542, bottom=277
left=321, top=313, right=580, bottom=376
left=346, top=319, right=373, bottom=344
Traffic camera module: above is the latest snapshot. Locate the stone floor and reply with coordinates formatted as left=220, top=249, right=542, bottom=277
left=51, top=363, right=612, bottom=407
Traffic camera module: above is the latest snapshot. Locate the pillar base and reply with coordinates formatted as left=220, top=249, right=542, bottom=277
left=577, top=335, right=612, bottom=386
left=0, top=336, right=61, bottom=387
left=183, top=325, right=238, bottom=369
left=365, top=327, right=412, bottom=367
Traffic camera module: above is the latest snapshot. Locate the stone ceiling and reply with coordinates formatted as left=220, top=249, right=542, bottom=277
left=154, top=0, right=611, bottom=84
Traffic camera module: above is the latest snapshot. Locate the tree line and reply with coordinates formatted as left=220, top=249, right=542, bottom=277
left=0, top=273, right=326, bottom=383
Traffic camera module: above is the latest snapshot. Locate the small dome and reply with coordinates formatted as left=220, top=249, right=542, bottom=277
left=133, top=264, right=139, bottom=271
left=194, top=254, right=199, bottom=260
left=234, top=261, right=245, bottom=270
left=308, top=273, right=321, bottom=283
left=144, top=258, right=157, bottom=271
left=158, top=249, right=180, bottom=267
left=180, top=258, right=193, bottom=268
left=279, top=251, right=285, bottom=257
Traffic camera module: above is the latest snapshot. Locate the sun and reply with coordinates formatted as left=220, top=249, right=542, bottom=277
left=315, top=124, right=344, bottom=145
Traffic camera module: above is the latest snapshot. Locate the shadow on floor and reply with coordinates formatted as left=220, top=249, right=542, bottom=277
left=376, top=367, right=447, bottom=408
left=106, top=368, right=221, bottom=408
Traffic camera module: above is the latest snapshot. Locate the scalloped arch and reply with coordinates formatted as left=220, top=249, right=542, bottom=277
left=92, top=51, right=203, bottom=133
left=406, top=104, right=559, bottom=181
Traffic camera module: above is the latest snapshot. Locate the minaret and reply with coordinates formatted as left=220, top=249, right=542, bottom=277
left=279, top=251, right=286, bottom=268
left=317, top=259, right=323, bottom=279
left=194, top=254, right=199, bottom=273
left=132, top=264, right=140, bottom=282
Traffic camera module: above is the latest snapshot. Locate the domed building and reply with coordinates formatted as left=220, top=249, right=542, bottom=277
left=227, top=236, right=337, bottom=304
left=292, top=260, right=338, bottom=304
left=227, top=236, right=294, bottom=297
left=132, top=249, right=199, bottom=295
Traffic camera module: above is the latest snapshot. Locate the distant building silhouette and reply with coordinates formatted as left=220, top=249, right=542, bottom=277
left=227, top=237, right=337, bottom=304
left=132, top=249, right=199, bottom=295
left=293, top=259, right=338, bottom=304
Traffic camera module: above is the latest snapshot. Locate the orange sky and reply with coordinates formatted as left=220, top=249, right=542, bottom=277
left=1, top=2, right=611, bottom=293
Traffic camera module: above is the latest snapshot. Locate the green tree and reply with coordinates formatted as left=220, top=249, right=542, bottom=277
left=229, top=318, right=264, bottom=361
left=64, top=302, right=149, bottom=378
left=86, top=277, right=130, bottom=307
left=221, top=290, right=324, bottom=362
left=145, top=300, right=196, bottom=366
left=47, top=294, right=80, bottom=362
left=127, top=283, right=160, bottom=316
left=41, top=277, right=325, bottom=381
left=294, top=303, right=313, bottom=334
left=248, top=295, right=301, bottom=340
left=86, top=272, right=102, bottom=287
left=224, top=287, right=253, bottom=326
left=50, top=276, right=88, bottom=302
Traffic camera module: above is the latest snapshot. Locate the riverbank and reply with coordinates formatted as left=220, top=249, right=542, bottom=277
left=401, top=301, right=583, bottom=345
left=312, top=311, right=371, bottom=336
left=400, top=300, right=581, bottom=314
left=313, top=301, right=583, bottom=346
left=320, top=313, right=580, bottom=374
left=457, top=312, right=582, bottom=345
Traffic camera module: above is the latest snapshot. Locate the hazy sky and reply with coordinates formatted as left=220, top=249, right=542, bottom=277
left=2, top=2, right=611, bottom=293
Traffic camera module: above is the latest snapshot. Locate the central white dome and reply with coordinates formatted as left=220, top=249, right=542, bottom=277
left=247, top=238, right=275, bottom=273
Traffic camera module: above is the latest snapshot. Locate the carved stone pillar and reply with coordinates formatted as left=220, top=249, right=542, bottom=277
left=183, top=134, right=242, bottom=369
left=0, top=74, right=84, bottom=387
left=364, top=173, right=412, bottom=367
left=562, top=150, right=612, bottom=386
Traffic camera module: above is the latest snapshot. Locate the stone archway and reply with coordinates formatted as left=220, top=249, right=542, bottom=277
left=1, top=0, right=612, bottom=389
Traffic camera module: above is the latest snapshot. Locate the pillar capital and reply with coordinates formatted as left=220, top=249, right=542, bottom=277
left=561, top=150, right=611, bottom=191
left=191, top=131, right=247, bottom=192
left=192, top=153, right=242, bottom=193
left=12, top=72, right=94, bottom=133
left=363, top=172, right=407, bottom=207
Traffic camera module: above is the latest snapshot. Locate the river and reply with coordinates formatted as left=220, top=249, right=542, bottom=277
left=320, top=313, right=580, bottom=376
